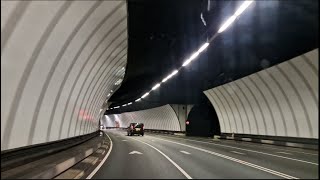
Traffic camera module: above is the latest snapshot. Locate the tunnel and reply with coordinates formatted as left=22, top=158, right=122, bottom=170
left=186, top=94, right=221, bottom=137
left=1, top=0, right=318, bottom=179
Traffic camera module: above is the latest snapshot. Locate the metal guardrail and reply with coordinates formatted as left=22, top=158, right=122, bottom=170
left=1, top=131, right=100, bottom=172
left=218, top=133, right=318, bottom=150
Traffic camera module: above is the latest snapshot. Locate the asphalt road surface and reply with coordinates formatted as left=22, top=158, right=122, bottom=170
left=91, top=129, right=318, bottom=179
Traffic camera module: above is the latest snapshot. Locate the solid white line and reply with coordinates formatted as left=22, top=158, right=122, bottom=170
left=129, top=137, right=192, bottom=179
left=86, top=132, right=113, bottom=179
left=154, top=135, right=318, bottom=165
left=231, top=151, right=245, bottom=155
left=152, top=136, right=298, bottom=179
left=277, top=152, right=292, bottom=155
left=180, top=150, right=191, bottom=155
left=164, top=135, right=318, bottom=156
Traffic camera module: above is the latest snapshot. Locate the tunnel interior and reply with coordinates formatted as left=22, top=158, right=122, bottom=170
left=186, top=94, right=221, bottom=137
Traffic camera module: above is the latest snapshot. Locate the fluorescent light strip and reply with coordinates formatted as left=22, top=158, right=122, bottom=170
left=182, top=58, right=192, bottom=67
left=152, top=83, right=161, bottom=90
left=162, top=77, right=168, bottom=83
left=189, top=51, right=200, bottom=61
left=135, top=98, right=141, bottom=102
left=171, top=70, right=178, bottom=76
left=182, top=42, right=209, bottom=67
left=218, top=1, right=254, bottom=33
left=114, top=106, right=120, bottom=109
left=107, top=93, right=111, bottom=97
left=141, top=92, right=149, bottom=98
left=235, top=0, right=253, bottom=16
left=218, top=15, right=236, bottom=33
left=127, top=102, right=132, bottom=105
left=197, top=42, right=210, bottom=53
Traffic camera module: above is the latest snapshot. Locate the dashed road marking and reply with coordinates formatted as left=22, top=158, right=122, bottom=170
left=180, top=151, right=191, bottom=155
left=277, top=152, right=292, bottom=155
left=152, top=136, right=298, bottom=179
left=129, top=151, right=143, bottom=155
left=231, top=151, right=245, bottom=155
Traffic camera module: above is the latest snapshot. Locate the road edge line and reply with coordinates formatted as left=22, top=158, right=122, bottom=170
left=86, top=131, right=113, bottom=179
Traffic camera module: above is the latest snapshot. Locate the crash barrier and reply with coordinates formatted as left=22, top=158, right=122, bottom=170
left=217, top=133, right=318, bottom=150
left=1, top=131, right=106, bottom=179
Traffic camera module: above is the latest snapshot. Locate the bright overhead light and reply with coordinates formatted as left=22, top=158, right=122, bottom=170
left=114, top=106, right=120, bottom=109
left=218, top=15, right=237, bottom=33
left=110, top=90, right=113, bottom=92
left=235, top=0, right=253, bottom=16
left=182, top=58, right=192, bottom=67
left=122, top=104, right=127, bottom=107
left=171, top=70, right=178, bottom=76
left=107, top=93, right=111, bottom=97
left=182, top=51, right=200, bottom=67
left=135, top=98, right=141, bottom=102
left=152, top=83, right=161, bottom=90
left=189, top=51, right=200, bottom=61
left=141, top=92, right=149, bottom=98
left=197, top=43, right=210, bottom=53
left=127, top=102, right=132, bottom=105
left=162, top=77, right=168, bottom=83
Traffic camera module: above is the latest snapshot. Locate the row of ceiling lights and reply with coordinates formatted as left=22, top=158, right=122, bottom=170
left=109, top=0, right=254, bottom=110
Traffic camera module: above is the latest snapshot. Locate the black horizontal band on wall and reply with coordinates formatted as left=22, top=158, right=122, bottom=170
left=1, top=130, right=100, bottom=172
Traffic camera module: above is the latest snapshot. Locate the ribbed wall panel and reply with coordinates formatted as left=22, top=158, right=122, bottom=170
left=204, top=49, right=318, bottom=138
left=1, top=1, right=128, bottom=150
left=103, top=105, right=181, bottom=131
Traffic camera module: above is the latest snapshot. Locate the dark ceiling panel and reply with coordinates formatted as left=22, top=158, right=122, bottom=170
left=107, top=0, right=318, bottom=114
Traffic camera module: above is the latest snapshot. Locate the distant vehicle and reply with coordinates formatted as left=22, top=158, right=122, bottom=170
left=127, top=123, right=144, bottom=136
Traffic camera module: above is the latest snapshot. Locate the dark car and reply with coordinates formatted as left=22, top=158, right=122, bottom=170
left=127, top=123, right=144, bottom=136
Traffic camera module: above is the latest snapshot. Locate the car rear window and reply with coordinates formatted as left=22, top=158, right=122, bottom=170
left=135, top=123, right=143, bottom=128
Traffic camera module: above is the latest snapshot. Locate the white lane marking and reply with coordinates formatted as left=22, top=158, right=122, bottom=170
left=152, top=137, right=298, bottom=179
left=168, top=135, right=318, bottom=156
left=180, top=151, right=191, bottom=155
left=129, top=137, right=192, bottom=179
left=129, top=151, right=143, bottom=155
left=156, top=135, right=318, bottom=165
left=277, top=152, right=292, bottom=155
left=86, top=132, right=113, bottom=179
left=122, top=140, right=128, bottom=141
left=231, top=151, right=245, bottom=155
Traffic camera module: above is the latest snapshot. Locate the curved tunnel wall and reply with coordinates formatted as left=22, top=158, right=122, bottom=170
left=1, top=1, right=128, bottom=150
left=102, top=104, right=182, bottom=131
left=204, top=49, right=318, bottom=139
